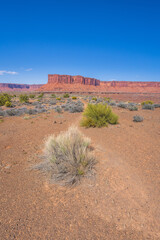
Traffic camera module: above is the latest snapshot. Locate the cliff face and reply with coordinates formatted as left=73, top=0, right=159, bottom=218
left=39, top=74, right=160, bottom=93
left=48, top=74, right=100, bottom=86
left=0, top=83, right=44, bottom=92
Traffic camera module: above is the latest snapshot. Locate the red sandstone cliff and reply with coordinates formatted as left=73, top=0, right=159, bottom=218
left=0, top=83, right=44, bottom=92
left=39, top=74, right=160, bottom=93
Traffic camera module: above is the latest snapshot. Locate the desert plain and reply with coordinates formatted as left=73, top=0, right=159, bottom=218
left=0, top=92, right=160, bottom=240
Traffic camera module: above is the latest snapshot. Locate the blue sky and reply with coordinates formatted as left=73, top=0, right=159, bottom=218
left=0, top=0, right=160, bottom=84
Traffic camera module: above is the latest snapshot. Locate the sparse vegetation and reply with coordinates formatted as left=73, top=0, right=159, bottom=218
left=72, top=96, right=77, bottom=100
left=142, top=104, right=154, bottom=110
left=56, top=97, right=61, bottom=100
left=35, top=126, right=96, bottom=185
left=128, top=105, right=138, bottom=111
left=51, top=94, right=56, bottom=98
left=29, top=94, right=35, bottom=99
left=54, top=106, right=62, bottom=113
left=81, top=103, right=118, bottom=128
left=141, top=100, right=154, bottom=105
left=92, top=97, right=97, bottom=101
left=19, top=94, right=29, bottom=103
left=0, top=93, right=12, bottom=106
left=133, top=115, right=144, bottom=122
left=5, top=101, right=12, bottom=107
left=63, top=93, right=70, bottom=98
left=38, top=93, right=44, bottom=98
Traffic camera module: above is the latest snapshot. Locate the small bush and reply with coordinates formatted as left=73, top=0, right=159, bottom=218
left=133, top=115, right=144, bottom=122
left=81, top=103, right=118, bottom=128
left=56, top=97, right=61, bottom=100
left=0, top=93, right=12, bottom=106
left=92, top=97, right=97, bottom=101
left=5, top=101, right=12, bottom=107
left=63, top=93, right=70, bottom=98
left=117, top=102, right=128, bottom=109
left=104, top=97, right=111, bottom=102
left=153, top=103, right=160, bottom=108
left=29, top=94, right=35, bottom=99
left=72, top=96, right=77, bottom=100
left=54, top=106, right=62, bottom=113
left=34, top=126, right=95, bottom=185
left=141, top=100, right=154, bottom=105
left=38, top=93, right=44, bottom=98
left=51, top=94, right=56, bottom=98
left=142, top=104, right=154, bottom=110
left=128, top=105, right=138, bottom=111
left=19, top=94, right=29, bottom=103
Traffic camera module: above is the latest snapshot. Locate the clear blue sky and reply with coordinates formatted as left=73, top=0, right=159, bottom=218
left=0, top=0, right=160, bottom=84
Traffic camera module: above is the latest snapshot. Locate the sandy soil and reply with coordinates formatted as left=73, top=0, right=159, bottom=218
left=0, top=107, right=160, bottom=239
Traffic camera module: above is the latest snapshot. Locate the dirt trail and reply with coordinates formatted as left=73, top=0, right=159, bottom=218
left=0, top=109, right=160, bottom=239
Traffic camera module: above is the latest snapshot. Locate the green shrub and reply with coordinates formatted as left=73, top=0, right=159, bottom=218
left=38, top=93, right=44, bottom=98
left=34, top=126, right=96, bottom=185
left=81, top=103, right=118, bottom=128
left=56, top=97, right=61, bottom=100
left=104, top=97, right=111, bottom=102
left=72, top=96, right=77, bottom=100
left=19, top=94, right=29, bottom=103
left=141, top=100, right=154, bottom=105
left=5, top=101, right=12, bottom=107
left=63, top=93, right=70, bottom=98
left=0, top=93, right=12, bottom=106
left=92, top=97, right=97, bottom=101
left=29, top=94, right=35, bottom=99
left=51, top=94, right=56, bottom=98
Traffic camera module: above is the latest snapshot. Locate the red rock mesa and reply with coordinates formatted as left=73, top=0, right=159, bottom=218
left=39, top=74, right=160, bottom=93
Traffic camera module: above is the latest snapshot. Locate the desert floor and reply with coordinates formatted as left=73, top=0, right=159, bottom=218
left=0, top=105, right=160, bottom=239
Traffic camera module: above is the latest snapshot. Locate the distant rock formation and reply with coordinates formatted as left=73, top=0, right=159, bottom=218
left=39, top=74, right=160, bottom=93
left=0, top=83, right=44, bottom=92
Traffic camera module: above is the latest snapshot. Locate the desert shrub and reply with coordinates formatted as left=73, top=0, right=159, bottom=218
left=141, top=100, right=154, bottom=105
left=128, top=105, right=138, bottom=111
left=92, top=97, right=97, bottom=101
left=19, top=94, right=29, bottom=103
left=35, top=126, right=95, bottom=185
left=56, top=97, right=61, bottom=100
left=104, top=97, right=111, bottom=102
left=38, top=93, right=44, bottom=98
left=117, top=102, right=128, bottom=109
left=5, top=101, right=12, bottom=107
left=54, top=106, right=62, bottom=113
left=63, top=93, right=70, bottom=98
left=49, top=100, right=57, bottom=105
left=51, top=94, right=56, bottom=98
left=153, top=103, right=160, bottom=108
left=72, top=96, right=77, bottom=100
left=0, top=110, right=5, bottom=116
left=81, top=103, right=118, bottom=128
left=26, top=108, right=38, bottom=115
left=108, top=101, right=116, bottom=106
left=142, top=104, right=154, bottom=110
left=133, top=115, right=144, bottom=122
left=29, top=94, right=35, bottom=99
left=0, top=93, right=12, bottom=106
left=63, top=100, right=84, bottom=113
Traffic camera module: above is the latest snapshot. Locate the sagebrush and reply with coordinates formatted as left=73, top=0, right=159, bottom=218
left=34, top=126, right=96, bottom=185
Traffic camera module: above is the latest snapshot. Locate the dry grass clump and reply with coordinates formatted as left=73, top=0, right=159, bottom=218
left=35, top=126, right=96, bottom=185
left=81, top=103, right=118, bottom=127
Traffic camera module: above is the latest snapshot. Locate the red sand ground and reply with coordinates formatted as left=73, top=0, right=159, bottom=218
left=0, top=106, right=160, bottom=239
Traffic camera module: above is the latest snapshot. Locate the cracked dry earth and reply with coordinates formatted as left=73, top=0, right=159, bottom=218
left=0, top=108, right=160, bottom=239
